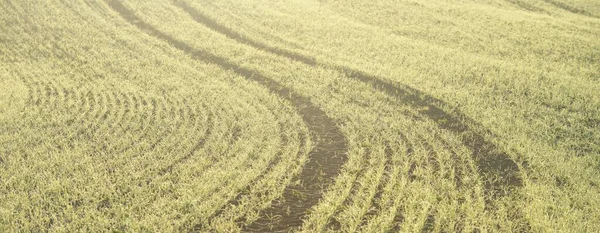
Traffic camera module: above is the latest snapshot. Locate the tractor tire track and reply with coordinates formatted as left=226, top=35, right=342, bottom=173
left=175, top=0, right=522, bottom=197
left=542, top=0, right=598, bottom=18
left=174, top=0, right=318, bottom=66
left=105, top=1, right=348, bottom=232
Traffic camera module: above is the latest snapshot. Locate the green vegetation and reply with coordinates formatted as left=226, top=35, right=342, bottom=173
left=1, top=0, right=598, bottom=232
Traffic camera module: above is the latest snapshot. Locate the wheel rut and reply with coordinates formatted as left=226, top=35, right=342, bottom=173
left=105, top=1, right=348, bottom=232
left=175, top=0, right=522, bottom=198
left=542, top=0, right=598, bottom=18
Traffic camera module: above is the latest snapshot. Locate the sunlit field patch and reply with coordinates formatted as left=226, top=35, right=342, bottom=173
left=1, top=0, right=599, bottom=232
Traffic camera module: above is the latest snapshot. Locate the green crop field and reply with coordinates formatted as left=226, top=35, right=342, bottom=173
left=1, top=0, right=599, bottom=232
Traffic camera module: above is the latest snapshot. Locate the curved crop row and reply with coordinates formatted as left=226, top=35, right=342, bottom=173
left=3, top=0, right=597, bottom=232
left=0, top=1, right=311, bottom=231
left=174, top=0, right=522, bottom=197
left=166, top=1, right=525, bottom=231
left=103, top=1, right=348, bottom=232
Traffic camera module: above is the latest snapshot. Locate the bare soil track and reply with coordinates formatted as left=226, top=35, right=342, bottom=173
left=105, top=0, right=348, bottom=232
left=175, top=0, right=522, bottom=199
left=174, top=1, right=531, bottom=230
left=542, top=0, right=598, bottom=18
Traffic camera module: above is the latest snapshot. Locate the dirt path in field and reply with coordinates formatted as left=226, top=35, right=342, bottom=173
left=174, top=0, right=522, bottom=199
left=105, top=1, right=348, bottom=232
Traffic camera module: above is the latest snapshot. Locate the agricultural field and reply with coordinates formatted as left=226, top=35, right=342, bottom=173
left=1, top=0, right=599, bottom=232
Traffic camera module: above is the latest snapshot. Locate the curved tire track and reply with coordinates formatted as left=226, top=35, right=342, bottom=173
left=542, top=0, right=598, bottom=18
left=104, top=1, right=348, bottom=232
left=175, top=0, right=522, bottom=198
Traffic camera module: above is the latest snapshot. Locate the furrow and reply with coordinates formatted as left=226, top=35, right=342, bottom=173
left=361, top=140, right=414, bottom=233
left=158, top=119, right=270, bottom=212
left=205, top=155, right=284, bottom=226
left=157, top=112, right=213, bottom=176
left=356, top=142, right=405, bottom=230
left=112, top=92, right=147, bottom=152
left=123, top=95, right=158, bottom=153
left=142, top=96, right=193, bottom=156
left=17, top=76, right=36, bottom=107
left=158, top=103, right=272, bottom=200
left=106, top=91, right=138, bottom=155
left=326, top=147, right=372, bottom=231
left=147, top=99, right=213, bottom=177
left=68, top=90, right=98, bottom=145
left=107, top=96, right=200, bottom=181
left=102, top=93, right=153, bottom=154
left=31, top=80, right=45, bottom=107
